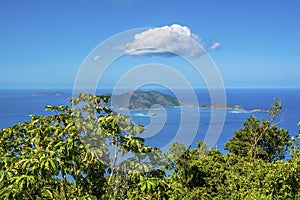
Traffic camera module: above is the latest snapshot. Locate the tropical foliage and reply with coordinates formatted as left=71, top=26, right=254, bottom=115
left=0, top=94, right=299, bottom=199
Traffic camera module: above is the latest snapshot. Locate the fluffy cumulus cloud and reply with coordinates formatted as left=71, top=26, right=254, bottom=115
left=121, top=24, right=219, bottom=57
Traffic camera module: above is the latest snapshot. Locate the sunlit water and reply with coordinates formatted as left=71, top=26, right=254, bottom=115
left=0, top=89, right=299, bottom=152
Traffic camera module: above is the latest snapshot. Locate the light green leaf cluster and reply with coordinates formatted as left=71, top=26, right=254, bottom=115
left=1, top=97, right=300, bottom=199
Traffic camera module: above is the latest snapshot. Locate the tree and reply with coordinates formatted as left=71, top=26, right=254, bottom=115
left=224, top=101, right=291, bottom=162
left=1, top=95, right=300, bottom=199
left=0, top=93, right=152, bottom=199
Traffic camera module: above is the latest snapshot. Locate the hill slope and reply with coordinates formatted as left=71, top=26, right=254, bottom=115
left=111, top=90, right=180, bottom=110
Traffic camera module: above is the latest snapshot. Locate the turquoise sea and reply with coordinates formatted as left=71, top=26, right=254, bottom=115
left=0, top=89, right=299, bottom=151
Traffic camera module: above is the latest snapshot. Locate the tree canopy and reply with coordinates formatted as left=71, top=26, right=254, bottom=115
left=0, top=94, right=300, bottom=199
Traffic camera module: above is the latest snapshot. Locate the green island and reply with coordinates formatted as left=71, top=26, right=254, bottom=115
left=0, top=93, right=299, bottom=199
left=199, top=102, right=263, bottom=113
left=111, top=90, right=262, bottom=113
left=111, top=90, right=180, bottom=110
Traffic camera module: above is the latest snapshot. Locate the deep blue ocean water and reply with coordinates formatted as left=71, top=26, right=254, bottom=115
left=0, top=89, right=299, bottom=152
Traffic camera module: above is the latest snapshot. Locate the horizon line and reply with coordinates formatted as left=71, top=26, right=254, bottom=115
left=1, top=87, right=300, bottom=90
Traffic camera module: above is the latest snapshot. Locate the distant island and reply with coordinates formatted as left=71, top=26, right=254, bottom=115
left=199, top=102, right=262, bottom=113
left=32, top=92, right=63, bottom=97
left=110, top=90, right=262, bottom=112
left=111, top=90, right=180, bottom=110
left=199, top=102, right=245, bottom=111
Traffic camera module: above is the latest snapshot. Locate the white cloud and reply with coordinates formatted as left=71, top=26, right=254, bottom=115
left=92, top=55, right=101, bottom=61
left=120, top=24, right=219, bottom=57
left=208, top=42, right=221, bottom=50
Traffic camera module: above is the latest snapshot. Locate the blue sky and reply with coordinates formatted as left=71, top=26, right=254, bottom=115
left=0, top=0, right=299, bottom=89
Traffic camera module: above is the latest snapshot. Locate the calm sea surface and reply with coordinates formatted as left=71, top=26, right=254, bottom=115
left=0, top=89, right=299, bottom=151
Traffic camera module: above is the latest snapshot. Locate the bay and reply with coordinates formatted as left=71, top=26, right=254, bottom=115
left=0, top=88, right=299, bottom=151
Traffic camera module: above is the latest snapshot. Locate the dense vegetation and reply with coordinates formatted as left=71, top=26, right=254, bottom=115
left=0, top=94, right=299, bottom=199
left=111, top=90, right=180, bottom=110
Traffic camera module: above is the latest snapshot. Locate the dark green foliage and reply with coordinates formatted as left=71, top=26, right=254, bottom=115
left=1, top=97, right=300, bottom=199
left=111, top=90, right=180, bottom=110
left=0, top=93, right=152, bottom=199
left=224, top=101, right=291, bottom=162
